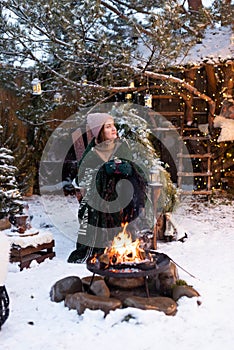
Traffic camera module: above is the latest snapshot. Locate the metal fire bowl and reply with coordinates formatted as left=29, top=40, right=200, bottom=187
left=86, top=252, right=170, bottom=279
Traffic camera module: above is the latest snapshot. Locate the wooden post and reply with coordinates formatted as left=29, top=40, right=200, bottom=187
left=184, top=68, right=196, bottom=125
left=150, top=184, right=163, bottom=250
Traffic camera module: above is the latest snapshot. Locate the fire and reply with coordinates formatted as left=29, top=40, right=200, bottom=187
left=104, top=223, right=145, bottom=265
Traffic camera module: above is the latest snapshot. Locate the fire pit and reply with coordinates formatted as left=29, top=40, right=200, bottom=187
left=86, top=252, right=170, bottom=278
left=86, top=223, right=171, bottom=296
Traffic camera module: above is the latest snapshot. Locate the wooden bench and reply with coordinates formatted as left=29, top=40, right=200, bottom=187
left=10, top=240, right=55, bottom=271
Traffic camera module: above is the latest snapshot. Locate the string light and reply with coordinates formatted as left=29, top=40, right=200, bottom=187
left=118, top=63, right=234, bottom=193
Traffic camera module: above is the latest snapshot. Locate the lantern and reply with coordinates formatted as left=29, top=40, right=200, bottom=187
left=81, top=75, right=88, bottom=85
left=53, top=92, right=62, bottom=104
left=144, top=93, right=152, bottom=108
left=149, top=165, right=161, bottom=185
left=132, top=36, right=138, bottom=48
left=125, top=93, right=133, bottom=101
left=31, top=78, right=42, bottom=96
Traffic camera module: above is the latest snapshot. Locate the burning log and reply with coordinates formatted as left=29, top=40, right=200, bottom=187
left=104, top=223, right=147, bottom=264
left=90, top=223, right=154, bottom=270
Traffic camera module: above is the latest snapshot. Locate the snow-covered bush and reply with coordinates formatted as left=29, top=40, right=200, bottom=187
left=0, top=146, right=23, bottom=218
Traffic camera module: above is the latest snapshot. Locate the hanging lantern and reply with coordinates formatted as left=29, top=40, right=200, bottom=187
left=125, top=92, right=133, bottom=101
left=81, top=75, right=88, bottom=85
left=31, top=78, right=42, bottom=96
left=144, top=93, right=152, bottom=108
left=53, top=92, right=62, bottom=104
left=131, top=28, right=139, bottom=48
left=125, top=80, right=135, bottom=101
left=131, top=36, right=138, bottom=48
left=150, top=165, right=161, bottom=184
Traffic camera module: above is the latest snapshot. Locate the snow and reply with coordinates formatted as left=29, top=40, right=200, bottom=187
left=176, top=26, right=234, bottom=65
left=1, top=2, right=233, bottom=347
left=5, top=229, right=53, bottom=249
left=1, top=194, right=234, bottom=350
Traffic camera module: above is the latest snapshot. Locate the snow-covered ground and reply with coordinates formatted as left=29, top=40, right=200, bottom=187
left=1, top=194, right=234, bottom=350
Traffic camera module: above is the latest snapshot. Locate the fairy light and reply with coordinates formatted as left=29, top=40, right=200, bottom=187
left=118, top=63, right=234, bottom=193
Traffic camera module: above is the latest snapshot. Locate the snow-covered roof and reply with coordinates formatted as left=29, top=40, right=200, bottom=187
left=176, top=26, right=234, bottom=66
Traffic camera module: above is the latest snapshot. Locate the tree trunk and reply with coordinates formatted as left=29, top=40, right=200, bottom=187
left=222, top=61, right=234, bottom=99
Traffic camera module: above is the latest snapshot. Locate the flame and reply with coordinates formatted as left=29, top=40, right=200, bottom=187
left=104, top=223, right=145, bottom=265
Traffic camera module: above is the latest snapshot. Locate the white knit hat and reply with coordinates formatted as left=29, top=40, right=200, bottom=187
left=87, top=113, right=113, bottom=138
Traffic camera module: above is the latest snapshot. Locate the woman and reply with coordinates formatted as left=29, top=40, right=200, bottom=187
left=67, top=113, right=148, bottom=263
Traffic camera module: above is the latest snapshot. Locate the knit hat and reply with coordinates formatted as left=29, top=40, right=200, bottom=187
left=87, top=113, right=114, bottom=139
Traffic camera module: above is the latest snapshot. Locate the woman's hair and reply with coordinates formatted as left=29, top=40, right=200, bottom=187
left=96, top=125, right=106, bottom=143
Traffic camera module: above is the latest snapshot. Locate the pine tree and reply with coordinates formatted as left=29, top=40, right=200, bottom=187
left=111, top=103, right=179, bottom=213
left=0, top=1, right=227, bottom=144
left=0, top=126, right=23, bottom=218
left=0, top=0, right=227, bottom=114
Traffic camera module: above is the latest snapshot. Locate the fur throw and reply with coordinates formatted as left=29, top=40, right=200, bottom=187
left=0, top=234, right=10, bottom=286
left=213, top=115, right=234, bottom=142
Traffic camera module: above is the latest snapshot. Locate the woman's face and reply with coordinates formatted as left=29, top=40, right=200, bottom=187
left=103, top=118, right=117, bottom=141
